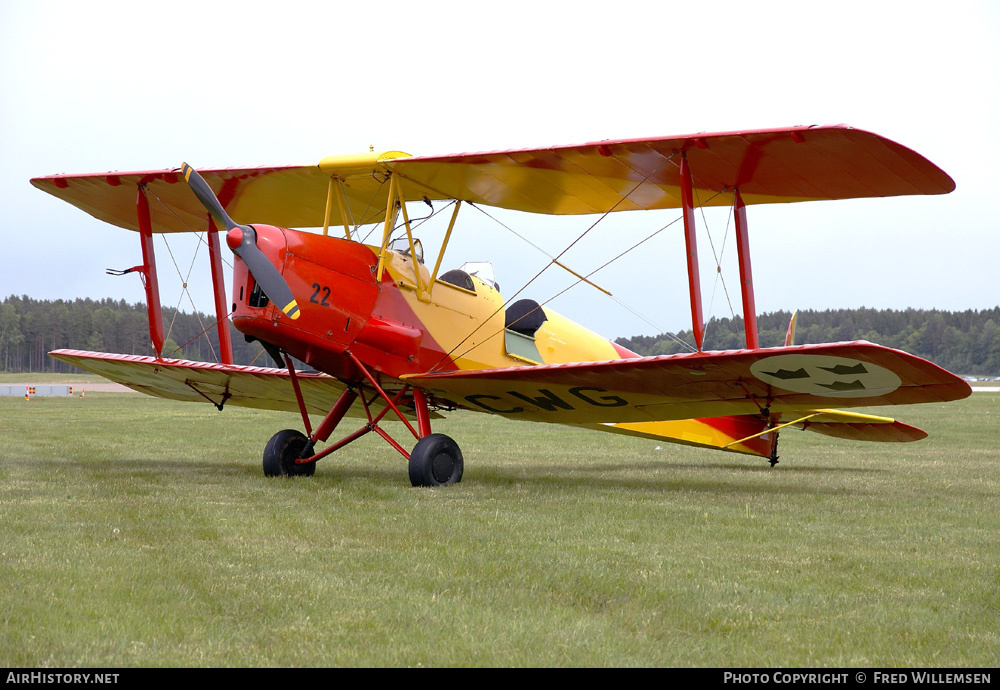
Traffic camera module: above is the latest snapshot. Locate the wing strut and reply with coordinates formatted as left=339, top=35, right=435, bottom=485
left=136, top=186, right=165, bottom=356
left=733, top=189, right=760, bottom=349
left=206, top=217, right=234, bottom=364
left=427, top=200, right=462, bottom=295
left=321, top=175, right=355, bottom=240
left=679, top=155, right=705, bottom=351
left=111, top=180, right=236, bottom=363
left=681, top=162, right=760, bottom=351
left=376, top=173, right=399, bottom=282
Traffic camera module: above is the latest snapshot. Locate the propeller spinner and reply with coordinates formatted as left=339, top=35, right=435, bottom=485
left=181, top=163, right=300, bottom=320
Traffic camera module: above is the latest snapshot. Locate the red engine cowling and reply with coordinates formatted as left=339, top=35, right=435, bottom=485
left=231, top=226, right=382, bottom=378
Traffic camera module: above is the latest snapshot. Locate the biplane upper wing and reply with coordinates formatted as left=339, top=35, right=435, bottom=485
left=387, top=124, right=955, bottom=214
left=29, top=152, right=415, bottom=234
left=405, top=341, right=971, bottom=426
left=48, top=349, right=429, bottom=420
left=31, top=125, right=954, bottom=232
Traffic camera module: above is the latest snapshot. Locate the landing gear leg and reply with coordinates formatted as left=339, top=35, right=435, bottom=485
left=271, top=349, right=466, bottom=486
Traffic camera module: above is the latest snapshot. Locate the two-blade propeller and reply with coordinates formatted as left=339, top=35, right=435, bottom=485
left=181, top=163, right=300, bottom=321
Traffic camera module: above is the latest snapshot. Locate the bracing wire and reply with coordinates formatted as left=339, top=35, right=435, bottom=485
left=142, top=187, right=228, bottom=361
left=169, top=310, right=235, bottom=359
left=429, top=154, right=721, bottom=371
left=692, top=187, right=737, bottom=348
left=445, top=212, right=691, bottom=362
left=157, top=232, right=219, bottom=361
left=449, top=183, right=736, bottom=362
left=156, top=232, right=188, bottom=345
left=430, top=153, right=695, bottom=370
left=357, top=174, right=391, bottom=243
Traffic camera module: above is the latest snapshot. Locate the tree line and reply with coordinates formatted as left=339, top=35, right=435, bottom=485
left=614, top=307, right=1000, bottom=376
left=3, top=296, right=998, bottom=376
left=0, top=295, right=269, bottom=373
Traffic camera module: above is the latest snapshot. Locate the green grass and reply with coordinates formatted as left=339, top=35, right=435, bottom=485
left=1, top=392, right=997, bottom=667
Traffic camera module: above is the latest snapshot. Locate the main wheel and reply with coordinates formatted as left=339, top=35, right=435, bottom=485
left=408, top=433, right=463, bottom=487
left=263, top=429, right=316, bottom=477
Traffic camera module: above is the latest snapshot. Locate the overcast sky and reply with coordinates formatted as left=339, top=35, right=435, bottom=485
left=2, top=0, right=997, bottom=342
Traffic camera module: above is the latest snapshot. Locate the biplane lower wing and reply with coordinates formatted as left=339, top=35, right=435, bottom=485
left=406, top=341, right=971, bottom=426
left=48, top=349, right=426, bottom=420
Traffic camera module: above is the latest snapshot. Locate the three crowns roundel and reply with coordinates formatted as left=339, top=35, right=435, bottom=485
left=749, top=354, right=902, bottom=398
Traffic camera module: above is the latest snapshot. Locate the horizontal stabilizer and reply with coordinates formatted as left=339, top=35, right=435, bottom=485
left=587, top=416, right=776, bottom=458
left=773, top=408, right=927, bottom=443
left=585, top=407, right=925, bottom=459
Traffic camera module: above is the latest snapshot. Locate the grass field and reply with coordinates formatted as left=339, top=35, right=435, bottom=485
left=1, top=390, right=997, bottom=667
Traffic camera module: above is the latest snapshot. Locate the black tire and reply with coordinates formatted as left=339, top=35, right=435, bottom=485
left=262, top=429, right=316, bottom=477
left=408, top=433, right=463, bottom=487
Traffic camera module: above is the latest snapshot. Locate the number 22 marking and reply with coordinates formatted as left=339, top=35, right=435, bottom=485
left=310, top=283, right=331, bottom=307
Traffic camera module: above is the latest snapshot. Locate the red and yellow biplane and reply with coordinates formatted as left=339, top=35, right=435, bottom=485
left=33, top=125, right=970, bottom=485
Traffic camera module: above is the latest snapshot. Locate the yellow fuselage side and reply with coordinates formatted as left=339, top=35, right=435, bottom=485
left=380, top=249, right=623, bottom=372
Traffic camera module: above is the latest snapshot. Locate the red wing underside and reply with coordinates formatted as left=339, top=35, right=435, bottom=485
left=48, top=349, right=429, bottom=420
left=405, top=341, right=970, bottom=426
